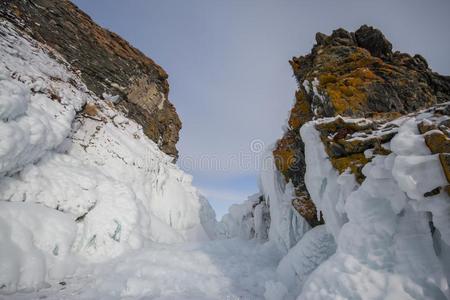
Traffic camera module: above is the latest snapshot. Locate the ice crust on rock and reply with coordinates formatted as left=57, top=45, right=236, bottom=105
left=298, top=117, right=450, bottom=300
left=216, top=110, right=450, bottom=300
left=275, top=225, right=336, bottom=297
left=259, top=150, right=311, bottom=253
left=217, top=192, right=270, bottom=240
left=0, top=20, right=216, bottom=294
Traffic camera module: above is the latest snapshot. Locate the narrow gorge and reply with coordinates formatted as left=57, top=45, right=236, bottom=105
left=0, top=1, right=449, bottom=300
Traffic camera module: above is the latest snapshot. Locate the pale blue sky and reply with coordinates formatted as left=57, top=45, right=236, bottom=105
left=73, top=0, right=450, bottom=218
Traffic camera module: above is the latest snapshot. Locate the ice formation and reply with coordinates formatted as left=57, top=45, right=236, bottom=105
left=298, top=116, right=449, bottom=299
left=217, top=192, right=270, bottom=240
left=216, top=112, right=450, bottom=300
left=0, top=20, right=216, bottom=294
left=259, top=151, right=311, bottom=253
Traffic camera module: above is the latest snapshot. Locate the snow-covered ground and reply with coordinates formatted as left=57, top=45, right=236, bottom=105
left=6, top=239, right=282, bottom=300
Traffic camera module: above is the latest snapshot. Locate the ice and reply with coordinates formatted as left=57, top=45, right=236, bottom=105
left=259, top=150, right=310, bottom=253
left=390, top=118, right=431, bottom=156
left=300, top=122, right=352, bottom=239
left=0, top=20, right=217, bottom=294
left=299, top=118, right=449, bottom=299
left=0, top=76, right=29, bottom=121
left=264, top=280, right=288, bottom=300
left=217, top=193, right=269, bottom=240
left=0, top=202, right=77, bottom=294
left=276, top=225, right=336, bottom=297
left=212, top=112, right=449, bottom=299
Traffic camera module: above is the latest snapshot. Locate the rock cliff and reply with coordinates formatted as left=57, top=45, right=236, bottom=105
left=1, top=0, right=181, bottom=158
left=274, top=25, right=450, bottom=226
left=0, top=2, right=217, bottom=293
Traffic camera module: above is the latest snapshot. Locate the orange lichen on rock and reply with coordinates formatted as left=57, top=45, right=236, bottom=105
left=424, top=131, right=450, bottom=154
left=331, top=153, right=370, bottom=184
left=288, top=90, right=312, bottom=130
left=83, top=103, right=98, bottom=117
left=273, top=135, right=297, bottom=176
left=315, top=49, right=384, bottom=116
left=439, top=153, right=450, bottom=183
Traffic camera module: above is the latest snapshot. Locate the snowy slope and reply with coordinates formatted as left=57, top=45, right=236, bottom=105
left=0, top=20, right=216, bottom=294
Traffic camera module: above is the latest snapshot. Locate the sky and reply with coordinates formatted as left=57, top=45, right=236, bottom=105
left=73, top=0, right=450, bottom=218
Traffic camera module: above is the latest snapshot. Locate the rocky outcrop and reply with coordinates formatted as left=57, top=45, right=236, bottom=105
left=275, top=25, right=450, bottom=226
left=0, top=0, right=181, bottom=158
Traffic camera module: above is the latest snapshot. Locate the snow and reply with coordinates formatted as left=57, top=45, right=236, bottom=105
left=299, top=116, right=450, bottom=300
left=101, top=92, right=120, bottom=103
left=0, top=202, right=78, bottom=295
left=302, top=79, right=310, bottom=94
left=7, top=239, right=282, bottom=300
left=308, top=77, right=328, bottom=116
left=264, top=280, right=288, bottom=300
left=0, top=22, right=86, bottom=176
left=0, top=20, right=216, bottom=294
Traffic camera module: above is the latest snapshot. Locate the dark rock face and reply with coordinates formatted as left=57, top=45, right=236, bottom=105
left=1, top=0, right=181, bottom=158
left=275, top=25, right=450, bottom=227
left=355, top=25, right=392, bottom=59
